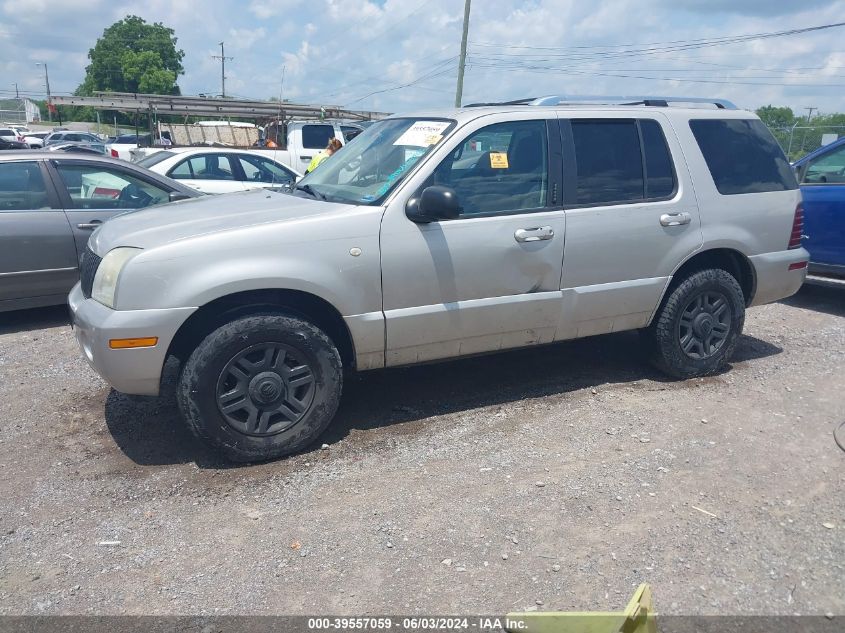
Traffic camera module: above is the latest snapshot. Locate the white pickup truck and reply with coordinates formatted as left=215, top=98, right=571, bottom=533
left=128, top=120, right=366, bottom=173
left=259, top=120, right=365, bottom=173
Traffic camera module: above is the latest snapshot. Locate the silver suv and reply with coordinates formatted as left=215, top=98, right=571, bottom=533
left=69, top=96, right=809, bottom=461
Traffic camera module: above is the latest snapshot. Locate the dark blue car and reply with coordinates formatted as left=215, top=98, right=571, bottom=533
left=793, top=137, right=845, bottom=279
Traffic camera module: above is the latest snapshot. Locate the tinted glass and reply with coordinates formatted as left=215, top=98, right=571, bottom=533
left=55, top=164, right=170, bottom=209
left=803, top=143, right=845, bottom=184
left=168, top=154, right=237, bottom=181
left=237, top=155, right=295, bottom=184
left=690, top=119, right=797, bottom=195
left=0, top=162, right=50, bottom=210
left=572, top=120, right=644, bottom=205
left=430, top=119, right=548, bottom=216
left=641, top=119, right=676, bottom=199
left=302, top=124, right=334, bottom=150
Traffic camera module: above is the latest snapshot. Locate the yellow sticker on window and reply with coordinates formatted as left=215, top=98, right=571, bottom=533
left=425, top=134, right=443, bottom=145
left=489, top=152, right=509, bottom=169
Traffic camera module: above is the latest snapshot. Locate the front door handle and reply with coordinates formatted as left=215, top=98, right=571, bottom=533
left=659, top=212, right=692, bottom=227
left=514, top=226, right=554, bottom=242
left=77, top=220, right=103, bottom=230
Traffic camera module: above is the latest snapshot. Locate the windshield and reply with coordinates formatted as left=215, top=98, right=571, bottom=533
left=297, top=117, right=455, bottom=205
left=137, top=151, right=176, bottom=168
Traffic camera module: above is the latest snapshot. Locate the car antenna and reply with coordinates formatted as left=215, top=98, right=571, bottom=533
left=271, top=64, right=285, bottom=189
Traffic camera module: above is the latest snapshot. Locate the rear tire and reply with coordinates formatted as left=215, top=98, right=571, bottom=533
left=177, top=313, right=342, bottom=462
left=645, top=268, right=745, bottom=378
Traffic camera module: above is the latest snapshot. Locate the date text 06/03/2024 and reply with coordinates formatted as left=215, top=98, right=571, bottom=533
left=306, top=617, right=528, bottom=630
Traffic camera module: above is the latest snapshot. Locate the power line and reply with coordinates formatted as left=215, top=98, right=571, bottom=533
left=468, top=21, right=845, bottom=54
left=342, top=58, right=458, bottom=107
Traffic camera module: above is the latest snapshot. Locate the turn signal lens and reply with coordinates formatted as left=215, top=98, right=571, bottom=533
left=109, top=337, right=158, bottom=349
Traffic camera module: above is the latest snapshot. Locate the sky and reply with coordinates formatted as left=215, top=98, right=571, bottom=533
left=2, top=0, right=845, bottom=117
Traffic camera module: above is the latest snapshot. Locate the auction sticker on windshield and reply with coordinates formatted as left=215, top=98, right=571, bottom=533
left=393, top=121, right=450, bottom=147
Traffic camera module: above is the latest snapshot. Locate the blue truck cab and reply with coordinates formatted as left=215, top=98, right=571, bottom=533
left=793, top=137, right=845, bottom=278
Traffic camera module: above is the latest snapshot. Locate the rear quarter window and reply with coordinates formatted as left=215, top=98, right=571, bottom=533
left=689, top=119, right=797, bottom=195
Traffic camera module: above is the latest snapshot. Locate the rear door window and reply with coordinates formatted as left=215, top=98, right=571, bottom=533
left=0, top=162, right=51, bottom=210
left=571, top=120, right=644, bottom=205
left=689, top=119, right=797, bottom=195
left=169, top=154, right=237, bottom=181
left=302, top=124, right=335, bottom=150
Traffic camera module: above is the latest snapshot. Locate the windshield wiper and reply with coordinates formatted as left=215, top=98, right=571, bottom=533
left=294, top=183, right=326, bottom=200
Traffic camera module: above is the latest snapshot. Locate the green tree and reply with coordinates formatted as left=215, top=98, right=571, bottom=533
left=756, top=105, right=797, bottom=128
left=78, top=15, right=184, bottom=96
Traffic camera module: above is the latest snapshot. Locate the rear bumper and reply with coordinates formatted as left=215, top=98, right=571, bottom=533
left=68, top=283, right=196, bottom=396
left=748, top=248, right=810, bottom=307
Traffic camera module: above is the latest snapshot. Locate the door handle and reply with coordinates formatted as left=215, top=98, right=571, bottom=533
left=514, top=226, right=554, bottom=242
left=659, top=212, right=692, bottom=227
left=77, top=220, right=103, bottom=230
left=300, top=155, right=313, bottom=160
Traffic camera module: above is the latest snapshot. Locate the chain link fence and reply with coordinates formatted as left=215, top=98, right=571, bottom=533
left=767, top=124, right=844, bottom=162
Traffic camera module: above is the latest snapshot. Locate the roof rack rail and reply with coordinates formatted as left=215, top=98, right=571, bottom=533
left=465, top=95, right=737, bottom=110
left=529, top=95, right=737, bottom=109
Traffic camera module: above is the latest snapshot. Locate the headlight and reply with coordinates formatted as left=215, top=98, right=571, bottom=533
left=91, top=247, right=142, bottom=308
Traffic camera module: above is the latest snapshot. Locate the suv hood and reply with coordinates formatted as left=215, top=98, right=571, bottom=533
left=90, top=189, right=352, bottom=253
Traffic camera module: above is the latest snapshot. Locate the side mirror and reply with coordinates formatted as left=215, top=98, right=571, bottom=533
left=169, top=191, right=192, bottom=202
left=406, top=186, right=460, bottom=223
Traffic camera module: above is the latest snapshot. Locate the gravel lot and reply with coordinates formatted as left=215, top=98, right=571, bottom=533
left=0, top=285, right=843, bottom=616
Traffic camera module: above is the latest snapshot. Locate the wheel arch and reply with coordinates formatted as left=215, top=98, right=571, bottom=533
left=651, top=248, right=757, bottom=323
left=166, top=288, right=357, bottom=370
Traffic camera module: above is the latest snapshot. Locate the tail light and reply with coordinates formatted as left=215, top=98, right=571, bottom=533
left=110, top=149, right=119, bottom=158
left=788, top=203, right=804, bottom=249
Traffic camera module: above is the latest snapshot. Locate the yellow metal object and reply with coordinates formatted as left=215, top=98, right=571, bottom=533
left=506, top=583, right=657, bottom=633
left=109, top=337, right=159, bottom=349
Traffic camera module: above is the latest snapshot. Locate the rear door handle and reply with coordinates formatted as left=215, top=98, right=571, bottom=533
left=515, top=226, right=554, bottom=242
left=659, top=212, right=691, bottom=227
left=77, top=220, right=103, bottom=230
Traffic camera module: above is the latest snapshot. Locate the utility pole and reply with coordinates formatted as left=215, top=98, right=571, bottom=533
left=36, top=62, right=52, bottom=122
left=13, top=83, right=19, bottom=99
left=212, top=42, right=233, bottom=98
left=454, top=0, right=472, bottom=108
left=804, top=106, right=817, bottom=123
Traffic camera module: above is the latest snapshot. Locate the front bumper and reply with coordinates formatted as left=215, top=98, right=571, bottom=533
left=68, top=283, right=196, bottom=396
left=748, top=247, right=810, bottom=307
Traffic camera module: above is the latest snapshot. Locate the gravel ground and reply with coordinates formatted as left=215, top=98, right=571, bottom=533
left=0, top=285, right=843, bottom=616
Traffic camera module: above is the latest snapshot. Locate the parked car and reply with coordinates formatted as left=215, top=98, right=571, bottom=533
left=792, top=137, right=845, bottom=280
left=135, top=148, right=301, bottom=194
left=107, top=134, right=156, bottom=161
left=0, top=137, right=27, bottom=150
left=0, top=152, right=199, bottom=312
left=43, top=131, right=103, bottom=146
left=23, top=132, right=50, bottom=148
left=69, top=96, right=808, bottom=462
left=0, top=127, right=23, bottom=143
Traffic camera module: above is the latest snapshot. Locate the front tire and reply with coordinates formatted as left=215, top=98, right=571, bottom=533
left=645, top=268, right=745, bottom=378
left=177, top=313, right=343, bottom=462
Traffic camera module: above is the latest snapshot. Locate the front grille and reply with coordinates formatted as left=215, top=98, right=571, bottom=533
left=80, top=247, right=101, bottom=299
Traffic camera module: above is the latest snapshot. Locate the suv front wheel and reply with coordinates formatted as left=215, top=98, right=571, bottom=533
left=177, top=313, right=343, bottom=462
left=645, top=268, right=745, bottom=378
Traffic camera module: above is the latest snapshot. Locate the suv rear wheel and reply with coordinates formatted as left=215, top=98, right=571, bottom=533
left=645, top=268, right=745, bottom=378
left=177, top=313, right=343, bottom=462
